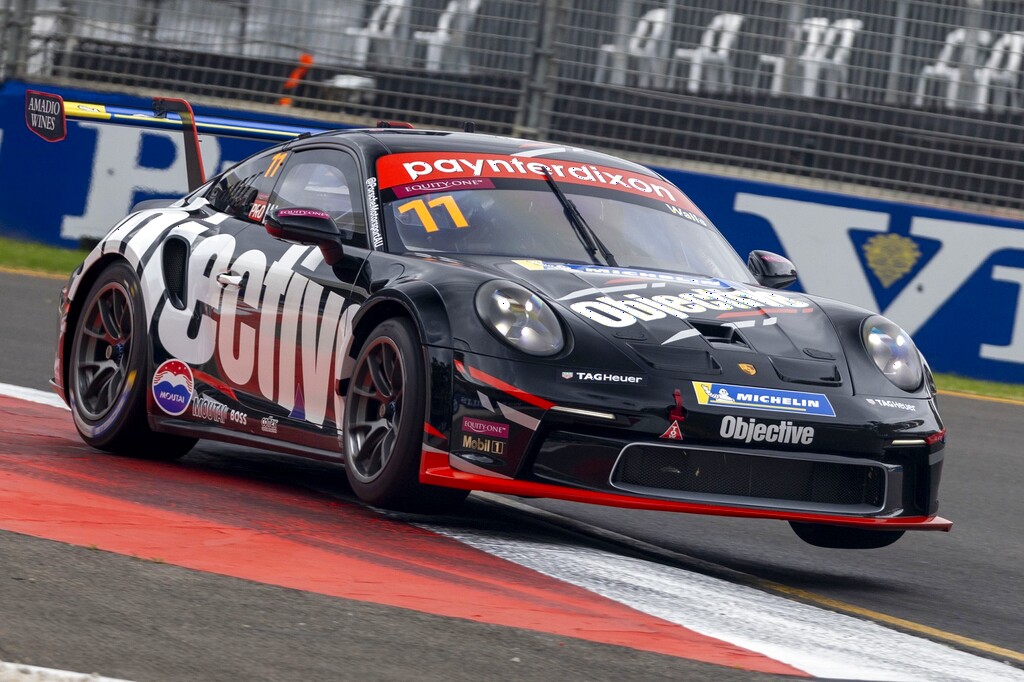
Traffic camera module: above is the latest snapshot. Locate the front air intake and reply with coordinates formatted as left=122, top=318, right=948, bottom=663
left=690, top=321, right=749, bottom=348
left=611, top=443, right=884, bottom=511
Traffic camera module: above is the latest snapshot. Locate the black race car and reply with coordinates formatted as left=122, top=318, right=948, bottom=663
left=45, top=96, right=950, bottom=549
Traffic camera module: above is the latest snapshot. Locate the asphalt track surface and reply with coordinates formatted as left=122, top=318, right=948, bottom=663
left=1, top=270, right=1022, bottom=680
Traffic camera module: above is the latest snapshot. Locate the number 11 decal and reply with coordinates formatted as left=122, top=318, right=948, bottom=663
left=397, top=195, right=468, bottom=232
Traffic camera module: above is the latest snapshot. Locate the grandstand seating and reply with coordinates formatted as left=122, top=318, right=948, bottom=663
left=913, top=28, right=993, bottom=109
left=974, top=31, right=1024, bottom=111
left=669, top=13, right=745, bottom=94
left=340, top=0, right=410, bottom=69
left=412, top=0, right=482, bottom=73
left=592, top=8, right=671, bottom=89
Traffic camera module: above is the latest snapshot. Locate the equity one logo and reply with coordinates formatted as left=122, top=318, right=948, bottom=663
left=719, top=415, right=814, bottom=445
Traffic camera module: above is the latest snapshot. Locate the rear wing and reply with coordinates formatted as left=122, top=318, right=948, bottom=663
left=25, top=90, right=319, bottom=191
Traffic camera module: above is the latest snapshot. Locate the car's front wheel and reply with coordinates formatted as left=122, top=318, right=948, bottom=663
left=790, top=521, right=905, bottom=549
left=343, top=318, right=467, bottom=513
left=67, top=261, right=195, bottom=460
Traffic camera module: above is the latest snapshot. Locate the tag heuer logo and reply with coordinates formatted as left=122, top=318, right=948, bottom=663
left=559, top=370, right=647, bottom=385
left=739, top=363, right=757, bottom=376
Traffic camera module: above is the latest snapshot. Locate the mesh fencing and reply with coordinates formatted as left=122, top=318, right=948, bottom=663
left=5, top=0, right=1024, bottom=214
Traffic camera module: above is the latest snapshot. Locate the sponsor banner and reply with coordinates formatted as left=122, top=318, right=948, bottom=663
left=248, top=192, right=269, bottom=223
left=25, top=90, right=65, bottom=142
left=568, top=288, right=810, bottom=330
left=276, top=207, right=331, bottom=220
left=558, top=370, right=647, bottom=386
left=660, top=420, right=683, bottom=440
left=719, top=415, right=814, bottom=445
left=461, top=416, right=510, bottom=439
left=191, top=393, right=248, bottom=426
left=693, top=381, right=836, bottom=417
left=152, top=359, right=193, bottom=416
left=865, top=398, right=917, bottom=412
left=461, top=434, right=506, bottom=456
left=393, top=177, right=495, bottom=198
left=0, top=80, right=320, bottom=246
left=376, top=152, right=706, bottom=215
left=364, top=177, right=384, bottom=249
left=100, top=221, right=360, bottom=429
left=191, top=393, right=229, bottom=424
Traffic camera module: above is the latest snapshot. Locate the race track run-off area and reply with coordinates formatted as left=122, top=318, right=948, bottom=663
left=0, top=384, right=1021, bottom=681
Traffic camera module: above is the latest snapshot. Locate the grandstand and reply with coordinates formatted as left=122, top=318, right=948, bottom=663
left=4, top=0, right=1023, bottom=213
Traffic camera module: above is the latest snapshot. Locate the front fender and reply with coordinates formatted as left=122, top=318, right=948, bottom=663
left=354, top=278, right=454, bottom=349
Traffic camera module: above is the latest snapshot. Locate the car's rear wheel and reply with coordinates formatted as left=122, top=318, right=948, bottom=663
left=790, top=521, right=905, bottom=549
left=68, top=261, right=195, bottom=460
left=343, top=318, right=467, bottom=512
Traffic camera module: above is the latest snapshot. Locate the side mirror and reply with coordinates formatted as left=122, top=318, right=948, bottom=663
left=747, top=250, right=797, bottom=289
left=266, top=207, right=344, bottom=265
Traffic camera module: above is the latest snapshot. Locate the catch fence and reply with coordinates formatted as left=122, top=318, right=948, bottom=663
left=4, top=0, right=1023, bottom=213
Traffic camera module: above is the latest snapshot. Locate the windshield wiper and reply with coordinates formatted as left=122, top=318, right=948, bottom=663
left=541, top=168, right=618, bottom=267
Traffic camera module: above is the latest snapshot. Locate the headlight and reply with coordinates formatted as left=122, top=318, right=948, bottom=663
left=861, top=316, right=923, bottom=391
left=475, top=280, right=564, bottom=356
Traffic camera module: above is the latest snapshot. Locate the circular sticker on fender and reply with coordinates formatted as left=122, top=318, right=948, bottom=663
left=151, top=359, right=194, bottom=416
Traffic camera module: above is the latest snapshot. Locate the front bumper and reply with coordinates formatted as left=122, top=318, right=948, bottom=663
left=420, top=350, right=950, bottom=531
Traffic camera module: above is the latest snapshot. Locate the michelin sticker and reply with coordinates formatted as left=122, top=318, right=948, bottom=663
left=693, top=381, right=836, bottom=417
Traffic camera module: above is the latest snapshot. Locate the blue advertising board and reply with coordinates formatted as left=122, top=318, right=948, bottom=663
left=2, top=79, right=1024, bottom=383
left=0, top=80, right=326, bottom=245
left=658, top=165, right=1024, bottom=385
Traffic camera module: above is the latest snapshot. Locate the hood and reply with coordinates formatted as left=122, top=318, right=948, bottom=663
left=472, top=257, right=851, bottom=387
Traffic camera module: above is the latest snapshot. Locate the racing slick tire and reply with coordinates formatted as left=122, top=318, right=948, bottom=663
left=790, top=521, right=905, bottom=549
left=343, top=318, right=468, bottom=513
left=68, top=261, right=196, bottom=460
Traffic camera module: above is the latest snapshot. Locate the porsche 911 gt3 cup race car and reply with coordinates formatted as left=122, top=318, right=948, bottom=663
left=41, top=93, right=950, bottom=549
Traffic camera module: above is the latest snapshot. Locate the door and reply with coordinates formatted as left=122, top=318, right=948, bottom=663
left=212, top=146, right=373, bottom=452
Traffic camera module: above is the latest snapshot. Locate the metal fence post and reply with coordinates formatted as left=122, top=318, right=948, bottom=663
left=781, top=0, right=806, bottom=95
left=1, top=0, right=33, bottom=80
left=884, top=0, right=909, bottom=105
left=512, top=0, right=560, bottom=139
left=960, top=0, right=984, bottom=109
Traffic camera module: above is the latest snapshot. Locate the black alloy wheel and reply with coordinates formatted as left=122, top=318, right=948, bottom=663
left=68, top=261, right=195, bottom=459
left=343, top=318, right=467, bottom=512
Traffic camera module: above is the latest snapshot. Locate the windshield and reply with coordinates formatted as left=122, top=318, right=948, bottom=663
left=376, top=153, right=754, bottom=283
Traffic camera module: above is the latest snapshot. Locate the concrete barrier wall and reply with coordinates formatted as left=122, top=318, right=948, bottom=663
left=3, top=80, right=1024, bottom=383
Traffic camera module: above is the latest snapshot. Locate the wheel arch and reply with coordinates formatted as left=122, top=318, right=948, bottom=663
left=342, top=285, right=454, bottom=440
left=61, top=253, right=137, bottom=393
left=349, top=281, right=453, bottom=357
left=342, top=285, right=447, bottom=395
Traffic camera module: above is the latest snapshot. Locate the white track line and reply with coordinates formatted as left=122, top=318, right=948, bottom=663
left=424, top=523, right=1024, bottom=681
left=0, top=661, right=133, bottom=682
left=0, top=383, right=68, bottom=410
